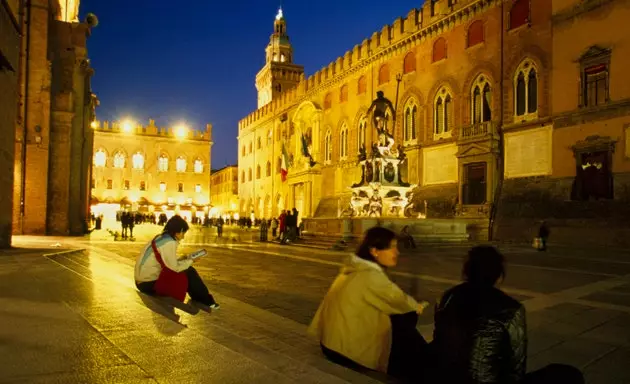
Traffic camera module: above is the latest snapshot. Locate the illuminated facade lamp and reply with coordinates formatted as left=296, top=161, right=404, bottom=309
left=121, top=119, right=134, bottom=133
left=174, top=124, right=188, bottom=139
left=90, top=120, right=98, bottom=129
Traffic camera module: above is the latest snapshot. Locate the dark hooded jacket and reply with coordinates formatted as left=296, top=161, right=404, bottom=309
left=431, top=282, right=527, bottom=384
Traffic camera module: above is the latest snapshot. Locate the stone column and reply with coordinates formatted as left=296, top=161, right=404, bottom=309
left=305, top=181, right=312, bottom=217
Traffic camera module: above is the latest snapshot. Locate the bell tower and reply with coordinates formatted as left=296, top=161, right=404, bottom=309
left=255, top=7, right=304, bottom=108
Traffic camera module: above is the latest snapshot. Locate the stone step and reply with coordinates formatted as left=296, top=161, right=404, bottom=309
left=51, top=250, right=390, bottom=383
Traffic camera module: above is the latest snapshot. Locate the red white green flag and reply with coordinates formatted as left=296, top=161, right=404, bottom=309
left=281, top=143, right=291, bottom=182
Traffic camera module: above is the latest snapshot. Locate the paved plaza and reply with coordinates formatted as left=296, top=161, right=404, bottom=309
left=1, top=224, right=630, bottom=383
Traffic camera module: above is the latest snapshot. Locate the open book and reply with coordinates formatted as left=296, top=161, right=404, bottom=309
left=186, top=249, right=208, bottom=260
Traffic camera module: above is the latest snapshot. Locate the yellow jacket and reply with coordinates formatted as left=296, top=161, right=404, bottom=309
left=308, top=255, right=418, bottom=372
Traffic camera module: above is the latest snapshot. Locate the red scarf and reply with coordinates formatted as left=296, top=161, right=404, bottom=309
left=152, top=238, right=188, bottom=302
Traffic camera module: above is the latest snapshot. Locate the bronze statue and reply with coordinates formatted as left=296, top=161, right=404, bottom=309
left=367, top=91, right=396, bottom=149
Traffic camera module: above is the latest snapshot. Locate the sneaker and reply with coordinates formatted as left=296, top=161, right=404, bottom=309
left=208, top=303, right=220, bottom=310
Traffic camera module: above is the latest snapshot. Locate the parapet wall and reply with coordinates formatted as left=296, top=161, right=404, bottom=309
left=93, top=119, right=212, bottom=141
left=238, top=0, right=487, bottom=130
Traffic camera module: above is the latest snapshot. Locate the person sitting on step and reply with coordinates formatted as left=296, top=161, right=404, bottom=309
left=134, top=215, right=219, bottom=309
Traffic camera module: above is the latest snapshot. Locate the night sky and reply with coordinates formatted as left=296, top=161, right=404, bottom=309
left=80, top=0, right=424, bottom=167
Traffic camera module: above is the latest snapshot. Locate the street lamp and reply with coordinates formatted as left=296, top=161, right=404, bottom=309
left=121, top=119, right=134, bottom=133
left=175, top=124, right=188, bottom=139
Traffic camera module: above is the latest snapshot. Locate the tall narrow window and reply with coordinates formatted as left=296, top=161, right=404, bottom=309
left=113, top=152, right=126, bottom=169
left=325, top=130, right=332, bottom=163
left=324, top=93, right=332, bottom=109
left=403, top=99, right=418, bottom=142
left=93, top=149, right=106, bottom=167
left=340, top=84, right=349, bottom=103
left=177, top=183, right=184, bottom=193
left=358, top=116, right=367, bottom=151
left=580, top=46, right=611, bottom=108
left=195, top=184, right=202, bottom=193
left=106, top=179, right=112, bottom=189
left=194, top=159, right=203, bottom=173
left=140, top=181, right=146, bottom=191
left=266, top=161, right=271, bottom=177
left=340, top=124, right=348, bottom=159
left=403, top=52, right=416, bottom=74
left=471, top=75, right=492, bottom=124
left=432, top=38, right=447, bottom=62
left=159, top=182, right=166, bottom=192
left=158, top=154, right=169, bottom=172
left=132, top=152, right=144, bottom=170
left=176, top=156, right=187, bottom=172
left=358, top=76, right=367, bottom=95
left=467, top=20, right=484, bottom=48
left=241, top=171, right=245, bottom=183
left=509, top=0, right=530, bottom=30
left=124, top=180, right=130, bottom=190
left=248, top=168, right=252, bottom=181
left=256, top=165, right=261, bottom=179
left=378, top=64, right=390, bottom=85
left=514, top=59, right=538, bottom=119
left=434, top=87, right=453, bottom=137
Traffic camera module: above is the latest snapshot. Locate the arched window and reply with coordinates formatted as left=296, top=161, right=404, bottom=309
left=403, top=52, right=416, bottom=74
left=510, top=0, right=530, bottom=30
left=433, top=37, right=447, bottom=62
left=324, top=130, right=332, bottom=163
left=280, top=53, right=286, bottom=62
left=324, top=93, right=332, bottom=109
left=194, top=159, right=203, bottom=173
left=276, top=157, right=282, bottom=173
left=267, top=129, right=272, bottom=145
left=158, top=154, right=169, bottom=172
left=249, top=142, right=252, bottom=153
left=403, top=99, right=418, bottom=142
left=257, top=137, right=262, bottom=149
left=266, top=161, right=271, bottom=177
left=241, top=171, right=245, bottom=183
left=248, top=168, right=252, bottom=181
left=467, top=20, right=484, bottom=47
left=514, top=59, right=538, bottom=118
left=358, top=76, right=367, bottom=95
left=176, top=156, right=186, bottom=172
left=93, top=149, right=106, bottom=167
left=378, top=64, right=390, bottom=85
left=340, top=84, right=349, bottom=103
left=113, top=152, right=125, bottom=169
left=132, top=152, right=144, bottom=170
left=241, top=146, right=245, bottom=156
left=256, top=165, right=261, bottom=179
left=434, top=87, right=453, bottom=137
left=339, top=123, right=348, bottom=159
left=357, top=116, right=367, bottom=151
left=472, top=75, right=492, bottom=124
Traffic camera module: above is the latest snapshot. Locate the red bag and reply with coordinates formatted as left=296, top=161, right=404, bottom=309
left=152, top=239, right=188, bottom=302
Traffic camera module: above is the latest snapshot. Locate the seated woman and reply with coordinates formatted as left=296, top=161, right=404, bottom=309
left=432, top=245, right=584, bottom=384
left=308, top=227, right=430, bottom=381
left=134, top=215, right=219, bottom=309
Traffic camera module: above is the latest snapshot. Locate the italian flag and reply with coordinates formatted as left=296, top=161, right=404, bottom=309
left=281, top=143, right=290, bottom=182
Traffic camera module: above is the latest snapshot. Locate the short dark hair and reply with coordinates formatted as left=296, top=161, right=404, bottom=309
left=356, top=227, right=397, bottom=263
left=463, top=245, right=505, bottom=286
left=163, top=215, right=189, bottom=238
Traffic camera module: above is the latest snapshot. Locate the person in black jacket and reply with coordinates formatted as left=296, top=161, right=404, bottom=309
left=431, top=246, right=584, bottom=384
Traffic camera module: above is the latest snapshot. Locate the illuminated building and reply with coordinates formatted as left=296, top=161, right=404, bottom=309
left=91, top=119, right=212, bottom=222
left=210, top=165, right=239, bottom=219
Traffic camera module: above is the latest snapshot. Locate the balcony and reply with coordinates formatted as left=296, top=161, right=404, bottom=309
left=459, top=121, right=497, bottom=142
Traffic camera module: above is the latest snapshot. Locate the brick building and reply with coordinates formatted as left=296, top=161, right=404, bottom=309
left=11, top=0, right=98, bottom=238
left=238, top=0, right=630, bottom=245
left=0, top=0, right=21, bottom=247
left=91, top=120, right=212, bottom=223
left=210, top=165, right=239, bottom=219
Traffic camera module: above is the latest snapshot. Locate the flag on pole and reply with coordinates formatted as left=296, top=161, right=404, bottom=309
left=281, top=143, right=291, bottom=182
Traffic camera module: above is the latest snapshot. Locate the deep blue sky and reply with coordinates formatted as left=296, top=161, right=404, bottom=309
left=81, top=0, right=424, bottom=167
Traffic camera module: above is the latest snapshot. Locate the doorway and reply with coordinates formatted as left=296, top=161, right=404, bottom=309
left=462, top=162, right=487, bottom=205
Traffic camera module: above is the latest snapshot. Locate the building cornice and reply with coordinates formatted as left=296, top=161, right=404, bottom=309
left=552, top=0, right=616, bottom=25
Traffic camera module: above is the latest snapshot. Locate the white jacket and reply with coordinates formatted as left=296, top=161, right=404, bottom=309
left=134, top=233, right=193, bottom=282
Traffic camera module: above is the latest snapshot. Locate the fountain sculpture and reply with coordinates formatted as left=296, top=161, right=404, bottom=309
left=340, top=90, right=425, bottom=219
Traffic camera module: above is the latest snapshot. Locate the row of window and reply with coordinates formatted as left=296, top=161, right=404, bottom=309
left=93, top=150, right=205, bottom=173
left=321, top=0, right=532, bottom=109
left=97, top=179, right=203, bottom=193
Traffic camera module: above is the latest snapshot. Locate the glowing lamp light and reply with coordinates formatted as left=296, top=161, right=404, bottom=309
left=121, top=119, right=134, bottom=133
left=90, top=120, right=98, bottom=129
left=174, top=125, right=188, bottom=139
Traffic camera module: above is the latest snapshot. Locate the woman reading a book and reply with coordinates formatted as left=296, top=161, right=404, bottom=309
left=134, top=215, right=219, bottom=309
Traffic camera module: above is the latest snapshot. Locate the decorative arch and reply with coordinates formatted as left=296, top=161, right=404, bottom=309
left=433, top=37, right=447, bottom=62
left=514, top=58, right=539, bottom=118
left=357, top=75, right=367, bottom=95
left=323, top=93, right=332, bottom=109
left=403, top=52, right=416, bottom=74
left=467, top=20, right=484, bottom=48
left=470, top=73, right=493, bottom=124
left=378, top=64, right=390, bottom=85
left=433, top=85, right=455, bottom=138
left=402, top=97, right=419, bottom=142
left=292, top=100, right=323, bottom=164
left=340, top=84, right=349, bottom=103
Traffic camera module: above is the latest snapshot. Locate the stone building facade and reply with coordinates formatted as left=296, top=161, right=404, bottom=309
left=241, top=0, right=630, bottom=245
left=210, top=165, right=239, bottom=218
left=0, top=0, right=21, bottom=247
left=495, top=0, right=630, bottom=246
left=11, top=0, right=98, bottom=238
left=91, top=120, right=212, bottom=223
